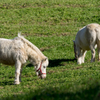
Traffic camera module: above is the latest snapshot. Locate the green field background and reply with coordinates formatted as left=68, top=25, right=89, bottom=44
left=0, top=0, right=100, bottom=100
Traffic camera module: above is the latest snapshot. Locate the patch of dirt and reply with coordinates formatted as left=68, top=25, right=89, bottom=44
left=40, top=46, right=54, bottom=52
left=22, top=32, right=70, bottom=37
left=48, top=66, right=83, bottom=74
left=0, top=86, right=4, bottom=89
left=72, top=66, right=83, bottom=70
left=48, top=70, right=55, bottom=74
left=13, top=91, right=24, bottom=96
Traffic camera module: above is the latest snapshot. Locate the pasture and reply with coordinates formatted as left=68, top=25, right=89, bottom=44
left=0, top=0, right=100, bottom=100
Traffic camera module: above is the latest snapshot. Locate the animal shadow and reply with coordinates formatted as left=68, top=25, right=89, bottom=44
left=26, top=58, right=76, bottom=68
left=0, top=81, right=13, bottom=86
left=49, top=58, right=76, bottom=67
left=26, top=63, right=33, bottom=67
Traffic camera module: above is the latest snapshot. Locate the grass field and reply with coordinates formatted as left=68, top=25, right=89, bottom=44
left=0, top=0, right=100, bottom=100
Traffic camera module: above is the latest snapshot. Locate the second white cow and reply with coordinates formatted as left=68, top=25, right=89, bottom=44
left=73, top=23, right=100, bottom=64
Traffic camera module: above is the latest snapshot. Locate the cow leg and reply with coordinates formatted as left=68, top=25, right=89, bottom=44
left=81, top=50, right=87, bottom=64
left=98, top=47, right=100, bottom=61
left=90, top=45, right=95, bottom=62
left=14, top=60, right=21, bottom=85
left=19, top=64, right=24, bottom=83
left=97, top=40, right=100, bottom=61
left=77, top=47, right=82, bottom=64
left=73, top=40, right=78, bottom=59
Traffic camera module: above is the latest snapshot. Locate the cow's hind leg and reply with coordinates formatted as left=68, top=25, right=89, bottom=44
left=14, top=60, right=21, bottom=85
left=98, top=47, right=100, bottom=61
left=90, top=45, right=95, bottom=62
left=19, top=64, right=24, bottom=83
left=97, top=40, right=100, bottom=61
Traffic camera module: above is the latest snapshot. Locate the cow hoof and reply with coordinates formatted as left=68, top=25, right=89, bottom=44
left=14, top=81, right=20, bottom=85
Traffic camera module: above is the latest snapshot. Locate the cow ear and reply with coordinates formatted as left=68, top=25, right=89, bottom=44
left=44, top=57, right=48, bottom=61
left=42, top=57, right=48, bottom=62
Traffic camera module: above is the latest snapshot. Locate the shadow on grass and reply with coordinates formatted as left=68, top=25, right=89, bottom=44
left=2, top=83, right=100, bottom=100
left=30, top=86, right=100, bottom=100
left=26, top=58, right=76, bottom=68
left=49, top=58, right=76, bottom=67
left=0, top=80, right=13, bottom=86
left=26, top=63, right=33, bottom=67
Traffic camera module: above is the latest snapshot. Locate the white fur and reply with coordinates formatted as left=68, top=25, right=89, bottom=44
left=0, top=34, right=49, bottom=84
left=74, top=23, right=100, bottom=64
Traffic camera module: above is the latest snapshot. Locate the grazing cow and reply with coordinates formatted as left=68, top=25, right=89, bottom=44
left=0, top=33, right=49, bottom=84
left=73, top=23, right=100, bottom=64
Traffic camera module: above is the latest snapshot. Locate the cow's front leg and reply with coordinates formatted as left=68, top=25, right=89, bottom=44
left=14, top=60, right=21, bottom=85
left=19, top=64, right=24, bottom=83
left=81, top=50, right=87, bottom=64
left=77, top=47, right=82, bottom=64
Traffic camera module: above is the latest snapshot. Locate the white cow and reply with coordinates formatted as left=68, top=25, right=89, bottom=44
left=73, top=23, right=100, bottom=64
left=0, top=33, right=49, bottom=84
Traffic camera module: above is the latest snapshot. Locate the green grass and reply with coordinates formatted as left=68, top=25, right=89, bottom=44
left=0, top=0, right=100, bottom=100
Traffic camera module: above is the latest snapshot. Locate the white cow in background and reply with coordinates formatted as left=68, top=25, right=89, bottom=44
left=73, top=23, right=100, bottom=64
left=0, top=33, right=49, bottom=84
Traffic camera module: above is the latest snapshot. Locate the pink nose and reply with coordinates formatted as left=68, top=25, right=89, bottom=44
left=40, top=75, right=46, bottom=79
